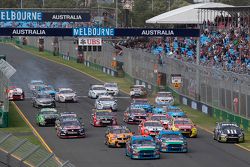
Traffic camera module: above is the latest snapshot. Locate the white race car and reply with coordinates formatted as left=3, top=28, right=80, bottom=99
left=129, top=85, right=147, bottom=97
left=8, top=86, right=25, bottom=101
left=104, top=82, right=119, bottom=96
left=28, top=80, right=45, bottom=91
left=94, top=95, right=118, bottom=111
left=55, top=88, right=77, bottom=102
left=88, top=85, right=108, bottom=99
left=155, top=91, right=174, bottom=106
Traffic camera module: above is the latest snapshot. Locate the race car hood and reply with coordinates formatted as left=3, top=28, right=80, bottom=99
left=132, top=144, right=156, bottom=151
left=145, top=126, right=164, bottom=131
left=10, top=88, right=23, bottom=93
left=161, top=138, right=184, bottom=144
left=175, top=124, right=192, bottom=129
left=62, top=125, right=81, bottom=130
left=37, top=98, right=54, bottom=103
left=97, top=116, right=114, bottom=120
left=106, top=87, right=118, bottom=91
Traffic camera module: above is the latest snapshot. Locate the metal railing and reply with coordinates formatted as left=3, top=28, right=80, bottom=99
left=0, top=131, right=75, bottom=167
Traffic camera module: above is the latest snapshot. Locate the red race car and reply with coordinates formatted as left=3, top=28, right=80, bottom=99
left=91, top=110, right=117, bottom=127
left=170, top=118, right=198, bottom=138
left=138, top=120, right=164, bottom=136
left=148, top=114, right=172, bottom=129
left=7, top=86, right=25, bottom=101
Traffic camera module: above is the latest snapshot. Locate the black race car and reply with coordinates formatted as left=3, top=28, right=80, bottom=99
left=213, top=122, right=244, bottom=143
left=123, top=107, right=147, bottom=124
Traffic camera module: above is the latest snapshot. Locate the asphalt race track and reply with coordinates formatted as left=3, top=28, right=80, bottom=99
left=1, top=43, right=250, bottom=167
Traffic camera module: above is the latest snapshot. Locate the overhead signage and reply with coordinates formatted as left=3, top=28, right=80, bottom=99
left=78, top=38, right=102, bottom=46
left=171, top=74, right=182, bottom=89
left=0, top=28, right=199, bottom=37
left=73, top=27, right=114, bottom=36
left=0, top=10, right=90, bottom=22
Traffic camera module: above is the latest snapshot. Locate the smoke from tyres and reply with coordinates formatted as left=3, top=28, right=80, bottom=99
left=0, top=10, right=42, bottom=21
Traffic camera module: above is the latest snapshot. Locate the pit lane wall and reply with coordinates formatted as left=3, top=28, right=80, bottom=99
left=19, top=37, right=250, bottom=131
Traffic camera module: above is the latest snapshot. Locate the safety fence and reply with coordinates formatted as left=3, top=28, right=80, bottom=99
left=8, top=37, right=250, bottom=130
left=0, top=131, right=75, bottom=167
left=0, top=70, right=9, bottom=128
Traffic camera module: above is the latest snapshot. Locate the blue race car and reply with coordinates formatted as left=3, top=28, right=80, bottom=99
left=131, top=98, right=153, bottom=113
left=167, top=106, right=186, bottom=118
left=152, top=107, right=167, bottom=115
left=39, top=85, right=56, bottom=98
left=125, top=135, right=160, bottom=160
left=155, top=130, right=187, bottom=153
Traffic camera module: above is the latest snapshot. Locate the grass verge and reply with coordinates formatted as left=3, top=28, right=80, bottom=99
left=0, top=102, right=42, bottom=146
left=16, top=43, right=250, bottom=151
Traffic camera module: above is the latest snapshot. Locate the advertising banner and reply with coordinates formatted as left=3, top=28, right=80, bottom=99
left=78, top=38, right=102, bottom=46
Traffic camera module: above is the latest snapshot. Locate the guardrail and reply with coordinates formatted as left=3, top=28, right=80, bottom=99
left=0, top=131, right=75, bottom=167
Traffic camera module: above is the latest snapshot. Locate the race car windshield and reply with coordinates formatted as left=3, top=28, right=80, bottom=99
left=134, top=100, right=148, bottom=104
left=41, top=111, right=57, bottom=115
left=132, top=139, right=154, bottom=145
left=112, top=129, right=130, bottom=134
left=222, top=126, right=241, bottom=132
left=174, top=120, right=191, bottom=125
left=144, top=122, right=162, bottom=127
left=37, top=94, right=51, bottom=98
left=151, top=116, right=168, bottom=121
left=93, top=87, right=106, bottom=90
left=96, top=112, right=113, bottom=116
left=61, top=115, right=76, bottom=120
left=99, top=98, right=113, bottom=101
left=161, top=134, right=182, bottom=139
left=62, top=121, right=79, bottom=127
left=60, top=90, right=73, bottom=94
left=157, top=93, right=172, bottom=97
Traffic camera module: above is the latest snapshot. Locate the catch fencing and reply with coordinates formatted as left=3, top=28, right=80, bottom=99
left=22, top=37, right=250, bottom=121
left=0, top=131, right=75, bottom=167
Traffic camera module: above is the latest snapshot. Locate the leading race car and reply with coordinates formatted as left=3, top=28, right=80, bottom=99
left=138, top=120, right=164, bottom=136
left=167, top=106, right=186, bottom=118
left=55, top=112, right=81, bottom=130
left=7, top=86, right=25, bottom=101
left=155, top=130, right=188, bottom=153
left=131, top=98, right=153, bottom=113
left=55, top=88, right=77, bottom=102
left=28, top=80, right=45, bottom=91
left=32, top=93, right=56, bottom=108
left=129, top=85, right=147, bottom=98
left=36, top=108, right=59, bottom=126
left=38, top=85, right=56, bottom=98
left=94, top=95, right=118, bottom=111
left=123, top=107, right=147, bottom=124
left=170, top=118, right=197, bottom=138
left=148, top=114, right=172, bottom=129
left=155, top=91, right=174, bottom=106
left=125, top=135, right=160, bottom=160
left=88, top=85, right=108, bottom=99
left=56, top=119, right=85, bottom=138
left=213, top=122, right=244, bottom=143
left=91, top=110, right=117, bottom=127
left=105, top=126, right=133, bottom=148
left=104, top=82, right=119, bottom=96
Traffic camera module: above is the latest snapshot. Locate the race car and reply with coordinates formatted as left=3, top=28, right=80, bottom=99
left=88, top=85, right=108, bottom=99
left=138, top=120, right=164, bottom=136
left=36, top=108, right=59, bottom=126
left=170, top=118, right=197, bottom=138
left=91, top=110, right=117, bottom=127
left=32, top=93, right=56, bottom=108
left=125, top=135, right=160, bottom=159
left=28, top=80, right=45, bottom=91
left=167, top=106, right=186, bottom=118
left=7, top=86, right=25, bottom=101
left=123, top=107, right=147, bottom=124
left=131, top=98, right=153, bottom=113
left=213, top=122, right=244, bottom=143
left=94, top=95, right=118, bottom=111
left=104, top=82, right=119, bottom=96
left=105, top=126, right=133, bottom=147
left=38, top=85, right=56, bottom=98
left=155, top=130, right=187, bottom=153
left=129, top=85, right=147, bottom=98
left=55, top=112, right=79, bottom=130
left=56, top=119, right=85, bottom=138
left=151, top=107, right=167, bottom=115
left=155, top=91, right=174, bottom=106
left=55, top=88, right=77, bottom=102
left=148, top=114, right=172, bottom=129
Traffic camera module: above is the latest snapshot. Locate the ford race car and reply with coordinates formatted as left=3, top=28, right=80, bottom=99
left=149, top=114, right=172, bottom=129
left=131, top=98, right=153, bottom=113
left=88, top=85, right=108, bottom=99
left=105, top=126, right=133, bottom=147
left=7, top=86, right=25, bottom=101
left=129, top=85, right=147, bottom=98
left=32, top=93, right=56, bottom=108
left=170, top=118, right=197, bottom=138
left=56, top=119, right=85, bottom=138
left=104, top=82, right=119, bottom=96
left=95, top=95, right=118, bottom=111
left=91, top=110, right=117, bottom=127
left=155, top=130, right=187, bottom=153
left=138, top=120, right=164, bottom=136
left=123, top=107, right=147, bottom=124
left=28, top=80, right=45, bottom=91
left=55, top=88, right=77, bottom=102
left=125, top=135, right=160, bottom=159
left=38, top=85, right=56, bottom=98
left=167, top=106, right=186, bottom=118
left=151, top=107, right=167, bottom=115
left=36, top=108, right=59, bottom=126
left=55, top=112, right=80, bottom=130
left=155, top=91, right=174, bottom=106
left=213, top=122, right=244, bottom=143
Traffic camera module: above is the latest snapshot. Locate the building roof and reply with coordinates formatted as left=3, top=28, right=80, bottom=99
left=145, top=2, right=233, bottom=24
